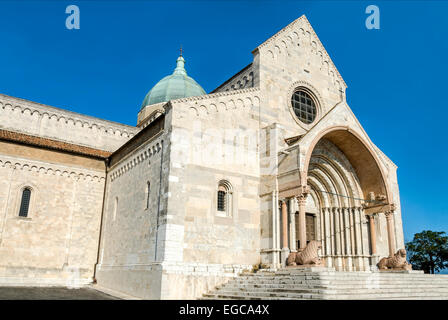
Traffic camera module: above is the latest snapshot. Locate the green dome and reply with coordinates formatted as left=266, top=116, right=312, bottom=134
left=141, top=55, right=206, bottom=108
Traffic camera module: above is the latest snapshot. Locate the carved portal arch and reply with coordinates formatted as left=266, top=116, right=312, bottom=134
left=301, top=126, right=391, bottom=204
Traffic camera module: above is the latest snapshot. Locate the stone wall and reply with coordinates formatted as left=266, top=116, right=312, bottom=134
left=0, top=142, right=105, bottom=286
left=95, top=124, right=168, bottom=298
left=153, top=90, right=262, bottom=298
left=0, top=94, right=139, bottom=152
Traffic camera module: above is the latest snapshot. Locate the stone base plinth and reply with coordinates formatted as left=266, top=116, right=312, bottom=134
left=283, top=265, right=335, bottom=272
left=378, top=269, right=424, bottom=274
left=281, top=248, right=290, bottom=267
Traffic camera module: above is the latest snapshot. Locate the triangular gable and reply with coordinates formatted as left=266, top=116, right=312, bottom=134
left=253, top=15, right=347, bottom=89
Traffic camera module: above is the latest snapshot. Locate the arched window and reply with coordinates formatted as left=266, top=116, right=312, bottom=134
left=19, top=188, right=32, bottom=217
left=146, top=182, right=151, bottom=209
left=217, top=180, right=233, bottom=217
left=217, top=190, right=226, bottom=212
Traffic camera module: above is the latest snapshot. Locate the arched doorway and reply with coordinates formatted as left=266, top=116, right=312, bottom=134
left=307, top=138, right=367, bottom=270
left=301, top=128, right=395, bottom=271
left=276, top=127, right=398, bottom=271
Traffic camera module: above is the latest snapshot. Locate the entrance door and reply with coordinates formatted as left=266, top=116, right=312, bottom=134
left=295, top=213, right=316, bottom=248
left=306, top=214, right=316, bottom=242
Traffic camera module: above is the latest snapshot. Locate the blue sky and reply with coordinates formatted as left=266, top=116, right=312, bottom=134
left=0, top=0, right=447, bottom=243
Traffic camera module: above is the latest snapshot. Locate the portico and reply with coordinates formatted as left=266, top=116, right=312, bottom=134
left=269, top=128, right=401, bottom=271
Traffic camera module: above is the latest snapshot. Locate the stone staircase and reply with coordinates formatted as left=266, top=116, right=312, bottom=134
left=202, top=267, right=448, bottom=300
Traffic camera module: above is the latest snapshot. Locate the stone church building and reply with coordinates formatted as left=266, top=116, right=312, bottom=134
left=0, top=15, right=405, bottom=299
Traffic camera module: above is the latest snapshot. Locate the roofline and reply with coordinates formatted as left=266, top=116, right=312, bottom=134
left=0, top=93, right=137, bottom=131
left=210, top=63, right=253, bottom=93
left=108, top=113, right=165, bottom=167
left=0, top=129, right=111, bottom=160
left=251, top=14, right=347, bottom=89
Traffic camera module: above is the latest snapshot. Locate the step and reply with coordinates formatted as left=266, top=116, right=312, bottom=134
left=208, top=290, right=448, bottom=300
left=220, top=285, right=448, bottom=293
left=231, top=276, right=448, bottom=282
left=222, top=282, right=448, bottom=290
left=215, top=287, right=448, bottom=295
left=204, top=270, right=448, bottom=300
left=226, top=278, right=448, bottom=286
left=203, top=292, right=322, bottom=300
left=236, top=274, right=448, bottom=280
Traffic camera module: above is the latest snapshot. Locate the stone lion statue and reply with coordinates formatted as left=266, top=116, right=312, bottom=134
left=377, top=249, right=412, bottom=270
left=287, top=240, right=322, bottom=266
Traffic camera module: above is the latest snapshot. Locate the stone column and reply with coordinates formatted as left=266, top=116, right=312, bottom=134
left=385, top=210, right=396, bottom=257
left=368, top=213, right=379, bottom=269
left=289, top=198, right=297, bottom=251
left=339, top=208, right=346, bottom=256
left=323, top=207, right=332, bottom=267
left=281, top=200, right=288, bottom=249
left=319, top=206, right=325, bottom=256
left=334, top=208, right=342, bottom=270
left=368, top=214, right=377, bottom=255
left=360, top=211, right=370, bottom=270
left=349, top=208, right=355, bottom=255
left=280, top=200, right=289, bottom=266
left=353, top=207, right=364, bottom=271
left=276, top=199, right=282, bottom=267
left=296, top=187, right=309, bottom=252
left=271, top=191, right=280, bottom=267
left=329, top=207, right=335, bottom=257
left=343, top=207, right=352, bottom=271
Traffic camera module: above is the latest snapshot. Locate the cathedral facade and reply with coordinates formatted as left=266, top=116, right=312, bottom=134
left=0, top=15, right=404, bottom=299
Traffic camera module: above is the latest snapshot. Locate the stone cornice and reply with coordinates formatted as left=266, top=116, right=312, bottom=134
left=109, top=135, right=164, bottom=182
left=0, top=94, right=140, bottom=138
left=373, top=143, right=398, bottom=170
left=170, top=87, right=260, bottom=105
left=0, top=155, right=105, bottom=182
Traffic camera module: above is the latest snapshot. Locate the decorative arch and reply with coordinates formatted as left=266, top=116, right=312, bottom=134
left=14, top=183, right=39, bottom=219
left=302, top=126, right=391, bottom=204
left=216, top=180, right=233, bottom=217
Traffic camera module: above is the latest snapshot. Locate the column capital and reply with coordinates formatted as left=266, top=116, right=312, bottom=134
left=331, top=207, right=340, bottom=213
left=296, top=186, right=309, bottom=204
left=295, top=185, right=310, bottom=199
left=384, top=211, right=394, bottom=220
left=384, top=203, right=396, bottom=219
